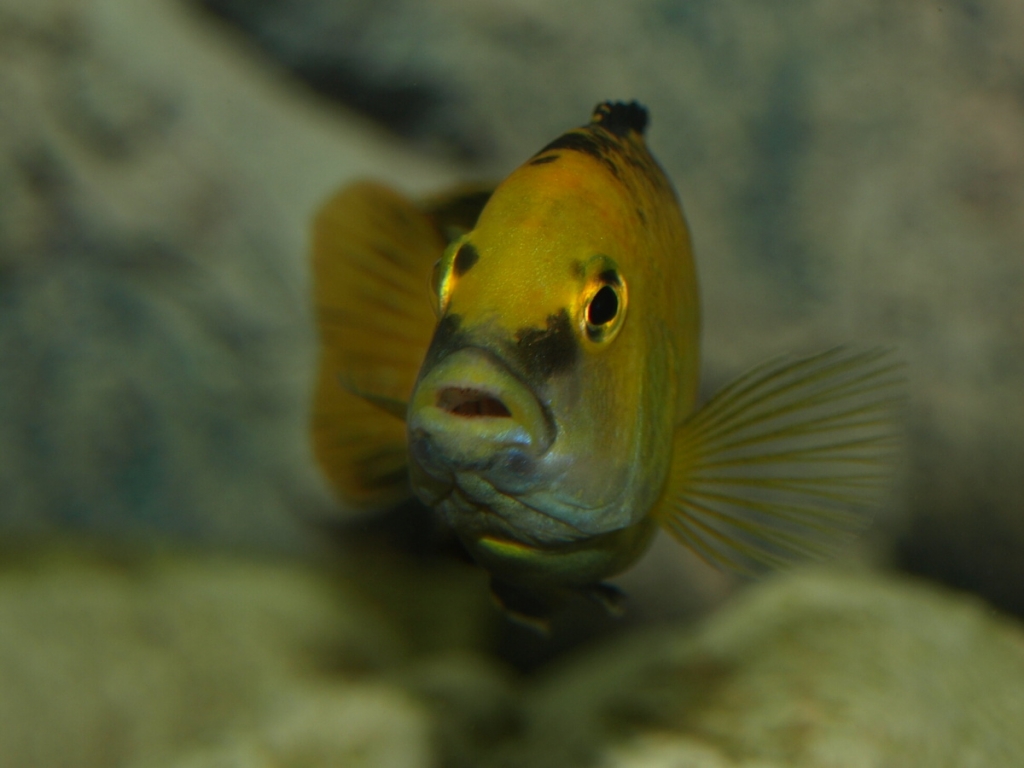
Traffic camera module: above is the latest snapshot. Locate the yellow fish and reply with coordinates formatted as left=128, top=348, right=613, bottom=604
left=311, top=101, right=900, bottom=617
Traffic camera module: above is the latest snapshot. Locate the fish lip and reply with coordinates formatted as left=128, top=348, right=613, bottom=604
left=419, top=343, right=558, bottom=448
left=408, top=427, right=508, bottom=485
left=408, top=343, right=559, bottom=482
left=411, top=433, right=589, bottom=544
left=410, top=342, right=625, bottom=544
left=414, top=440, right=632, bottom=545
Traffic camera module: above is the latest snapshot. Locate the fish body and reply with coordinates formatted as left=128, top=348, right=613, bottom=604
left=311, top=102, right=900, bottom=609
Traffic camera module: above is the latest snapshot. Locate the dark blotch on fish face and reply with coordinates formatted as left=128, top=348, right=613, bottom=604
left=419, top=309, right=577, bottom=393
left=453, top=242, right=479, bottom=277
left=419, top=313, right=467, bottom=374
left=598, top=268, right=621, bottom=286
left=513, top=309, right=579, bottom=380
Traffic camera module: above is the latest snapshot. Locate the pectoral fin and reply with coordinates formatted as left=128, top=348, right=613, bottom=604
left=311, top=182, right=448, bottom=509
left=655, top=348, right=904, bottom=574
left=488, top=578, right=627, bottom=636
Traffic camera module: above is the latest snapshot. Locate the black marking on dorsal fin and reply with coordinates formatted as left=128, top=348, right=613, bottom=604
left=528, top=154, right=560, bottom=166
left=537, top=132, right=603, bottom=161
left=533, top=132, right=622, bottom=179
left=591, top=101, right=648, bottom=138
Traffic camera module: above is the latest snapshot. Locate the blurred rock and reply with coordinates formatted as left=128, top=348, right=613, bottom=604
left=150, top=685, right=434, bottom=768
left=194, top=0, right=1024, bottom=614
left=0, top=0, right=460, bottom=548
left=0, top=544, right=505, bottom=768
left=0, top=547, right=406, bottom=766
left=491, top=569, right=1024, bottom=768
left=6, top=550, right=1022, bottom=767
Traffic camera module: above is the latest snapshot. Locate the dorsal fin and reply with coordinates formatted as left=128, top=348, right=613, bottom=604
left=590, top=101, right=649, bottom=137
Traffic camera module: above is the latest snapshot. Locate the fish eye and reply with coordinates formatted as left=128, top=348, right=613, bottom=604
left=587, top=285, right=619, bottom=325
left=582, top=270, right=625, bottom=343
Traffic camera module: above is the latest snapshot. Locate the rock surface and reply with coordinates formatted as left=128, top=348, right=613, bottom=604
left=0, top=547, right=405, bottom=766
left=1, top=548, right=1022, bottom=767
left=492, top=569, right=1024, bottom=768
left=0, top=544, right=502, bottom=768
left=0, top=0, right=459, bottom=549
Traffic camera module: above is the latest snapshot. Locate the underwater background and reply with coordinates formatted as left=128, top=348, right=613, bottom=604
left=1, top=0, right=1022, bottom=765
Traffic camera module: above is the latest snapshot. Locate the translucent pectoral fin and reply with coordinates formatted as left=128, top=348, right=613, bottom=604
left=655, top=348, right=905, bottom=575
left=336, top=375, right=409, bottom=422
left=310, top=182, right=446, bottom=509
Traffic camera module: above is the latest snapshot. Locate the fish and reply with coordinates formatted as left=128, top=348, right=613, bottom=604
left=310, top=101, right=902, bottom=623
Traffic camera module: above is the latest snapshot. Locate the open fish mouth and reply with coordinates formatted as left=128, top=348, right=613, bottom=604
left=408, top=346, right=556, bottom=484
left=435, top=386, right=512, bottom=418
left=408, top=344, right=636, bottom=543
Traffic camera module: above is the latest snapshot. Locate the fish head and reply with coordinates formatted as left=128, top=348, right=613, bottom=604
left=407, top=134, right=693, bottom=588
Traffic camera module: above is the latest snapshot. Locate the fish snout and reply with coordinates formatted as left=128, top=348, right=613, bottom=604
left=408, top=349, right=553, bottom=478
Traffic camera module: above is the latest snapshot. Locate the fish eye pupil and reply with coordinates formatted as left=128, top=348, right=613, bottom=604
left=587, top=285, right=619, bottom=326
